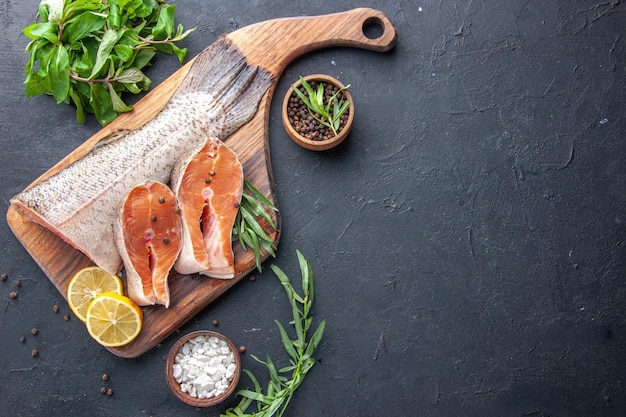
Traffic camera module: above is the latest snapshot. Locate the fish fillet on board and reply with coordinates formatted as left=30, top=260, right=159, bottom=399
left=10, top=37, right=273, bottom=275
left=171, top=137, right=243, bottom=279
left=114, top=181, right=182, bottom=307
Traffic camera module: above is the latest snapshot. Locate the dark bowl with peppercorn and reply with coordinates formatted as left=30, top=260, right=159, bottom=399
left=282, top=74, right=354, bottom=151
left=165, top=330, right=241, bottom=407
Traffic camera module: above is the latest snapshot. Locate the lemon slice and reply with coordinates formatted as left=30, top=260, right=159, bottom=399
left=85, top=292, right=143, bottom=348
left=67, top=266, right=124, bottom=322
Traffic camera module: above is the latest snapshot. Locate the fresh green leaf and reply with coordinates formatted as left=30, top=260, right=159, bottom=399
left=107, top=0, right=122, bottom=29
left=62, top=0, right=102, bottom=21
left=171, top=43, right=187, bottom=64
left=24, top=72, right=49, bottom=97
left=25, top=39, right=45, bottom=78
left=274, top=320, right=298, bottom=360
left=23, top=22, right=58, bottom=43
left=176, top=24, right=196, bottom=41
left=115, top=68, right=144, bottom=84
left=89, top=82, right=116, bottom=125
left=109, top=85, right=133, bottom=113
left=132, top=48, right=156, bottom=69
left=49, top=44, right=70, bottom=103
left=298, top=250, right=310, bottom=300
left=272, top=265, right=304, bottom=305
left=236, top=389, right=271, bottom=404
left=292, top=302, right=303, bottom=341
left=315, top=84, right=324, bottom=107
left=264, top=354, right=280, bottom=385
left=242, top=368, right=262, bottom=393
left=65, top=11, right=106, bottom=44
left=38, top=1, right=51, bottom=22
left=90, top=28, right=117, bottom=78
left=245, top=180, right=277, bottom=210
left=152, top=4, right=176, bottom=39
left=304, top=320, right=326, bottom=358
left=113, top=43, right=134, bottom=62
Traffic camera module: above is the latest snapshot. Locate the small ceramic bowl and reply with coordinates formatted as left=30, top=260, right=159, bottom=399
left=165, top=330, right=241, bottom=407
left=282, top=74, right=354, bottom=151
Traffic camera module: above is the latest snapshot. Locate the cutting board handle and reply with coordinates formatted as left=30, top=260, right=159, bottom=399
left=228, top=8, right=398, bottom=76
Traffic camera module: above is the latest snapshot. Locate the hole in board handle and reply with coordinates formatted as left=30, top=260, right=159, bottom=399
left=362, top=16, right=385, bottom=40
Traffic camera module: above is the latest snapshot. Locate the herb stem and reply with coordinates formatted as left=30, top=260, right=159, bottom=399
left=69, top=72, right=109, bottom=84
left=57, top=22, right=65, bottom=45
left=137, top=34, right=182, bottom=45
left=222, top=251, right=325, bottom=417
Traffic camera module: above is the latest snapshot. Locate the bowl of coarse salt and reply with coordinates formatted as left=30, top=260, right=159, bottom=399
left=165, top=330, right=241, bottom=407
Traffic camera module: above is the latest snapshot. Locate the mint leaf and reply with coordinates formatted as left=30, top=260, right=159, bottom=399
left=90, top=29, right=118, bottom=78
left=49, top=44, right=70, bottom=103
left=65, top=11, right=106, bottom=44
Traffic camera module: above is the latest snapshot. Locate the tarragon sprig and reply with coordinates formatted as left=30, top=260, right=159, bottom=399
left=23, top=0, right=195, bottom=126
left=232, top=179, right=278, bottom=272
left=291, top=76, right=351, bottom=136
left=222, top=250, right=326, bottom=417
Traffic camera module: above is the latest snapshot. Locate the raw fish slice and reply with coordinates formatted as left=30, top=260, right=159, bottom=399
left=114, top=181, right=182, bottom=307
left=171, top=137, right=243, bottom=278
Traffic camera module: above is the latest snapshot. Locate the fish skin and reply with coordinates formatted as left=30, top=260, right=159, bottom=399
left=114, top=181, right=182, bottom=308
left=10, top=37, right=272, bottom=275
left=170, top=137, right=243, bottom=278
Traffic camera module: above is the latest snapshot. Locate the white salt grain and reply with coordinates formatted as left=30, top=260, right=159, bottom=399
left=173, top=335, right=237, bottom=399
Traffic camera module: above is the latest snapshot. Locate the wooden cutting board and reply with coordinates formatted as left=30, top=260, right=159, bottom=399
left=6, top=8, right=397, bottom=358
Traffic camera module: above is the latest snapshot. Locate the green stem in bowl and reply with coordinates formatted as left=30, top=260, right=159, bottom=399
left=292, top=76, right=350, bottom=136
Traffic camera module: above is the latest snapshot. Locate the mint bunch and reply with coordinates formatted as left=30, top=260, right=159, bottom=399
left=23, top=0, right=195, bottom=126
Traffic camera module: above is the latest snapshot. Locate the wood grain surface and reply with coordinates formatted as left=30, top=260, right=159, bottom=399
left=6, top=8, right=397, bottom=358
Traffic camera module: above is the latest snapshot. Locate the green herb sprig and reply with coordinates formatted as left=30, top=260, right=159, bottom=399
left=23, top=0, right=195, bottom=126
left=292, top=76, right=351, bottom=136
left=232, top=179, right=279, bottom=272
left=222, top=250, right=326, bottom=417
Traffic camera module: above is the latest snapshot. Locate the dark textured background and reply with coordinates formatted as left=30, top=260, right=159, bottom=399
left=1, top=1, right=625, bottom=416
